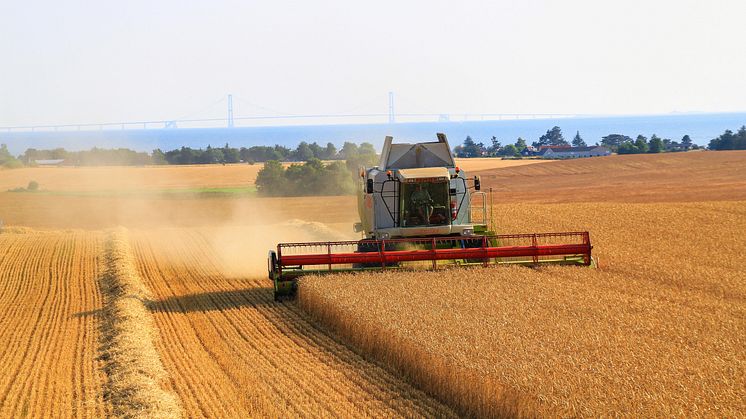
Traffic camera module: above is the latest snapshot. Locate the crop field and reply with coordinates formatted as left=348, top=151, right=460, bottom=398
left=476, top=150, right=746, bottom=203
left=0, top=229, right=108, bottom=418
left=128, top=227, right=454, bottom=417
left=0, top=157, right=537, bottom=193
left=0, top=164, right=267, bottom=193
left=0, top=150, right=744, bottom=417
left=299, top=201, right=746, bottom=416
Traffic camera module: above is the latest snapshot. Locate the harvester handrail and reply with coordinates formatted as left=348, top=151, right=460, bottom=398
left=276, top=231, right=590, bottom=249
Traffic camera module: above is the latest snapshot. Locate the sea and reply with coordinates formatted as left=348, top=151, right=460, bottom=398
left=2, top=112, right=745, bottom=155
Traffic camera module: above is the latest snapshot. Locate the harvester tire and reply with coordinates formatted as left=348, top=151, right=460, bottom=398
left=462, top=237, right=487, bottom=263
left=267, top=250, right=278, bottom=282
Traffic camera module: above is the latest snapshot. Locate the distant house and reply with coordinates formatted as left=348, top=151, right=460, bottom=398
left=537, top=146, right=610, bottom=159
left=520, top=146, right=537, bottom=156
left=666, top=143, right=691, bottom=152
left=33, top=159, right=65, bottom=166
left=538, top=145, right=571, bottom=152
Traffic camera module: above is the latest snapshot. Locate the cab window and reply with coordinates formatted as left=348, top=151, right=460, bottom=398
left=400, top=182, right=449, bottom=227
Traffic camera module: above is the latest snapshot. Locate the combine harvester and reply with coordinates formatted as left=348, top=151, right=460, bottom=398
left=268, top=133, right=593, bottom=300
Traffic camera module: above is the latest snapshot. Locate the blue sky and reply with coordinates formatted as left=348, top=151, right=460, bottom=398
left=1, top=0, right=745, bottom=126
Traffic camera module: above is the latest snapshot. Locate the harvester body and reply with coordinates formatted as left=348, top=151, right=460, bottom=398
left=268, top=133, right=593, bottom=300
left=356, top=133, right=485, bottom=239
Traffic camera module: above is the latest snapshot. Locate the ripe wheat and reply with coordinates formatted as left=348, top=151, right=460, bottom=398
left=299, top=201, right=746, bottom=417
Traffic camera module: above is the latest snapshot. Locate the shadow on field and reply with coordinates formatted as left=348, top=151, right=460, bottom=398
left=147, top=287, right=275, bottom=313
left=73, top=308, right=104, bottom=318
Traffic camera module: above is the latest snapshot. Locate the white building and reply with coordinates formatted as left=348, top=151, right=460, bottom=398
left=537, top=146, right=610, bottom=158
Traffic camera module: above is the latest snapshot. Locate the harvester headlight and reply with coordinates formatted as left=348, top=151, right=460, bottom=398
left=461, top=228, right=474, bottom=236
left=378, top=232, right=391, bottom=240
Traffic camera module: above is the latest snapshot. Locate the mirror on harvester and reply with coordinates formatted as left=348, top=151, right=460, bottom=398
left=366, top=178, right=374, bottom=193
left=474, top=176, right=481, bottom=191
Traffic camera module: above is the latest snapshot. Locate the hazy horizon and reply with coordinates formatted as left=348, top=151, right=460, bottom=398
left=2, top=0, right=746, bottom=128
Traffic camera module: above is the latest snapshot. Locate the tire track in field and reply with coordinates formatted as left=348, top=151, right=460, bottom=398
left=130, top=228, right=456, bottom=418
left=0, top=230, right=109, bottom=418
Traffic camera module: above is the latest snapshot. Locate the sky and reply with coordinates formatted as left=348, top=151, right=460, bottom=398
left=1, top=0, right=746, bottom=127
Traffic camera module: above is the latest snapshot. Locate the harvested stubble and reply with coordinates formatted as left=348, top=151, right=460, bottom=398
left=98, top=228, right=182, bottom=418
left=299, top=201, right=746, bottom=417
left=128, top=227, right=456, bottom=417
left=0, top=229, right=109, bottom=417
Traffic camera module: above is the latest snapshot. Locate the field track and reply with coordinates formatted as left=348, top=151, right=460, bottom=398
left=129, top=228, right=455, bottom=417
left=0, top=230, right=109, bottom=418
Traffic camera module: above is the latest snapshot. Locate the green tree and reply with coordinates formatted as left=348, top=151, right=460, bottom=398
left=323, top=142, right=338, bottom=159
left=340, top=142, right=359, bottom=159
left=256, top=159, right=355, bottom=196
left=323, top=161, right=355, bottom=195
left=0, top=144, right=23, bottom=168
left=681, top=135, right=693, bottom=149
left=648, top=134, right=664, bottom=153
left=572, top=131, right=587, bottom=147
left=293, top=141, right=315, bottom=161
left=634, top=135, right=649, bottom=153
left=284, top=158, right=325, bottom=194
left=488, top=136, right=501, bottom=156
left=151, top=149, right=167, bottom=165
left=458, top=136, right=483, bottom=157
left=222, top=143, right=240, bottom=163
left=358, top=142, right=376, bottom=156
left=514, top=137, right=527, bottom=150
left=345, top=143, right=378, bottom=172
left=177, top=147, right=196, bottom=164
left=308, top=142, right=324, bottom=159
left=617, top=141, right=637, bottom=154
left=198, top=146, right=224, bottom=164
left=499, top=144, right=519, bottom=156
left=535, top=126, right=568, bottom=147
left=601, top=134, right=632, bottom=150
left=255, top=160, right=288, bottom=196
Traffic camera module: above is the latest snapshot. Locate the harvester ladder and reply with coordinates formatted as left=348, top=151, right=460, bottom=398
left=470, top=191, right=488, bottom=225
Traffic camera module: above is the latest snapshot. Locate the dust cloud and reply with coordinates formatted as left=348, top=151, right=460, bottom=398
left=0, top=164, right=360, bottom=279
left=204, top=219, right=352, bottom=278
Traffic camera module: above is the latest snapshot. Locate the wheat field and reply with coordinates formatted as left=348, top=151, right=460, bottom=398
left=0, top=225, right=455, bottom=417
left=0, top=157, right=538, bottom=193
left=0, top=151, right=744, bottom=417
left=0, top=229, right=109, bottom=417
left=299, top=201, right=746, bottom=417
left=128, top=227, right=455, bottom=417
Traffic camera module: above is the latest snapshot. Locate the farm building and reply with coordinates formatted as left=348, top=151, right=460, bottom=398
left=33, top=159, right=66, bottom=166
left=520, top=145, right=537, bottom=156
left=536, top=146, right=610, bottom=158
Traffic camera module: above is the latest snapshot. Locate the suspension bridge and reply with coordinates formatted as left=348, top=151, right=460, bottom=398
left=0, top=93, right=583, bottom=133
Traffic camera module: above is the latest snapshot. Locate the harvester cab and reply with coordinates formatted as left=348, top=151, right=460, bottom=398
left=355, top=133, right=487, bottom=240
left=268, top=133, right=593, bottom=300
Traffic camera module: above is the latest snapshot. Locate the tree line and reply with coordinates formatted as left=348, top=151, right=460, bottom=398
left=15, top=141, right=377, bottom=166
left=708, top=126, right=746, bottom=150
left=454, top=126, right=590, bottom=157
left=0, top=144, right=23, bottom=168
left=453, top=126, right=707, bottom=157
left=254, top=145, right=379, bottom=196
